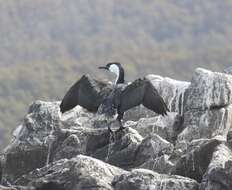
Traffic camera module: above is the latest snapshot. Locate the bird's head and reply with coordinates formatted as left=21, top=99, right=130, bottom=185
left=98, top=62, right=124, bottom=84
left=98, top=62, right=121, bottom=73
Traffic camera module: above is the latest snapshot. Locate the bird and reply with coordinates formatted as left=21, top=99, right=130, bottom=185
left=60, top=62, right=169, bottom=132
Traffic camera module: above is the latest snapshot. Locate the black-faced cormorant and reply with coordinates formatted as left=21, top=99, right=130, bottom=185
left=60, top=62, right=169, bottom=131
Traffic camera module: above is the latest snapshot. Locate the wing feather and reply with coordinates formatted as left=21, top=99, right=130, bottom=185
left=143, top=81, right=169, bottom=115
left=119, top=79, right=146, bottom=112
left=119, top=78, right=169, bottom=115
left=60, top=75, right=109, bottom=113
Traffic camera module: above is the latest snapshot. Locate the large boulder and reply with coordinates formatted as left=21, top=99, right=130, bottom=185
left=172, top=138, right=223, bottom=182
left=3, top=145, right=48, bottom=183
left=113, top=169, right=199, bottom=190
left=132, top=112, right=184, bottom=143
left=134, top=134, right=174, bottom=166
left=178, top=106, right=232, bottom=142
left=16, top=155, right=127, bottom=190
left=178, top=68, right=232, bottom=142
left=2, top=100, right=144, bottom=183
left=184, top=68, right=232, bottom=111
left=200, top=143, right=232, bottom=190
left=138, top=154, right=174, bottom=174
left=1, top=101, right=62, bottom=182
left=0, top=185, right=30, bottom=190
left=92, top=128, right=143, bottom=169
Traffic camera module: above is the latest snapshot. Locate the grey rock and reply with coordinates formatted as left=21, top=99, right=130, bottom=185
left=0, top=185, right=13, bottom=190
left=16, top=155, right=127, bottom=190
left=200, top=144, right=232, bottom=190
left=1, top=101, right=66, bottom=182
left=0, top=185, right=33, bottom=190
left=134, top=134, right=174, bottom=166
left=139, top=154, right=174, bottom=174
left=227, top=129, right=232, bottom=145
left=1, top=100, right=108, bottom=182
left=113, top=169, right=199, bottom=190
left=6, top=101, right=61, bottom=151
left=92, top=128, right=143, bottom=169
left=68, top=127, right=109, bottom=155
left=178, top=105, right=232, bottom=142
left=184, top=68, right=232, bottom=111
left=3, top=145, right=48, bottom=183
left=51, top=127, right=111, bottom=162
left=53, top=134, right=82, bottom=161
left=132, top=112, right=184, bottom=143
left=0, top=186, right=16, bottom=190
left=172, top=138, right=222, bottom=182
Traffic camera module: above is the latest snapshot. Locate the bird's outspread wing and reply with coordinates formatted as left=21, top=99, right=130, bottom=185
left=60, top=75, right=110, bottom=113
left=119, top=78, right=169, bottom=115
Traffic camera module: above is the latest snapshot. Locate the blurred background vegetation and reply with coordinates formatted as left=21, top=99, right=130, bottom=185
left=0, top=0, right=231, bottom=150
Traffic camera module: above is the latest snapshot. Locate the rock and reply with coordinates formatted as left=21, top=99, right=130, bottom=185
left=3, top=145, right=48, bottom=183
left=0, top=186, right=10, bottom=190
left=0, top=185, right=32, bottom=190
left=52, top=134, right=82, bottom=161
left=172, top=138, right=222, bottom=182
left=184, top=68, right=232, bottom=111
left=92, top=128, right=143, bottom=169
left=0, top=186, right=16, bottom=190
left=113, top=169, right=199, bottom=190
left=4, top=101, right=61, bottom=155
left=227, top=129, right=232, bottom=145
left=177, top=68, right=232, bottom=143
left=200, top=143, right=232, bottom=190
left=139, top=154, right=174, bottom=174
left=179, top=105, right=232, bottom=142
left=132, top=112, right=184, bottom=143
left=1, top=100, right=68, bottom=182
left=134, top=134, right=174, bottom=166
left=16, top=155, right=127, bottom=190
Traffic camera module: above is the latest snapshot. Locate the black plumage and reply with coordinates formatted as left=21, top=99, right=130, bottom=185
left=60, top=74, right=111, bottom=113
left=60, top=62, right=169, bottom=130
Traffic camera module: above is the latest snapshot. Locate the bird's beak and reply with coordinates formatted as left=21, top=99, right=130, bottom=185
left=98, top=66, right=108, bottom=70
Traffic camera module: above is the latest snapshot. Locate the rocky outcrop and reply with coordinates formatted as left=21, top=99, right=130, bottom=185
left=16, top=155, right=127, bottom=190
left=113, top=169, right=199, bottom=190
left=172, top=138, right=223, bottom=182
left=199, top=143, right=232, bottom=190
left=180, top=68, right=232, bottom=142
left=134, top=134, right=174, bottom=166
left=1, top=68, right=232, bottom=190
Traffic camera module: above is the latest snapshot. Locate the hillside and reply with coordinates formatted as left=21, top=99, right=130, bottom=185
left=0, top=0, right=232, bottom=149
